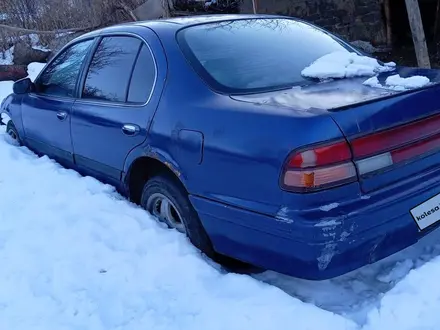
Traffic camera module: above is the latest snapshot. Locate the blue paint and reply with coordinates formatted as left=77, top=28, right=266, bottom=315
left=3, top=14, right=440, bottom=280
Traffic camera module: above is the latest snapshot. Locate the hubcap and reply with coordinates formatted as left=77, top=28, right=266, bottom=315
left=146, top=193, right=185, bottom=233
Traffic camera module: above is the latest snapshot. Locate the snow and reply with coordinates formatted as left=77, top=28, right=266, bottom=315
left=0, top=81, right=13, bottom=104
left=301, top=51, right=395, bottom=80
left=363, top=76, right=382, bottom=88
left=364, top=254, right=440, bottom=330
left=27, top=62, right=46, bottom=81
left=0, top=47, right=14, bottom=65
left=3, top=63, right=440, bottom=330
left=0, top=63, right=43, bottom=115
left=27, top=34, right=51, bottom=52
left=385, top=74, right=430, bottom=90
left=0, top=35, right=49, bottom=66
left=364, top=74, right=430, bottom=91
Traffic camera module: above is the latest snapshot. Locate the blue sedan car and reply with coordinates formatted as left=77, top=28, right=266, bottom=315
left=2, top=15, right=440, bottom=280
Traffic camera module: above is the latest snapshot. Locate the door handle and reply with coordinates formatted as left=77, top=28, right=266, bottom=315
left=56, top=111, right=67, bottom=121
left=122, top=124, right=140, bottom=136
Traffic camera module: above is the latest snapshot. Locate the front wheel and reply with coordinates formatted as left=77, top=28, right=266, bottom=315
left=5, top=121, right=21, bottom=146
left=140, top=173, right=260, bottom=274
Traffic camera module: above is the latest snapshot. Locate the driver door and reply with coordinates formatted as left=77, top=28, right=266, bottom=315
left=21, top=38, right=95, bottom=166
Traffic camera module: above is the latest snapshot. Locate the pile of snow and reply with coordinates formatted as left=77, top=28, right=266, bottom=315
left=364, top=74, right=430, bottom=91
left=364, top=254, right=440, bottom=330
left=301, top=51, right=396, bottom=80
left=384, top=74, right=430, bottom=90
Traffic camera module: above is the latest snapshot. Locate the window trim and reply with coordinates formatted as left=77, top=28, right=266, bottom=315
left=31, top=37, right=98, bottom=100
left=76, top=32, right=158, bottom=108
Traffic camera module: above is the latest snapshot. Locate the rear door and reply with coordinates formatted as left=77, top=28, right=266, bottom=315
left=21, top=39, right=94, bottom=165
left=71, top=34, right=159, bottom=183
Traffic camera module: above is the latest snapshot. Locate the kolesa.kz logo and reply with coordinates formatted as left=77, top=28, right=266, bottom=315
left=415, top=205, right=440, bottom=221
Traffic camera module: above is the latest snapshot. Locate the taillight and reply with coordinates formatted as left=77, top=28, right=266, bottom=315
left=355, top=134, right=440, bottom=176
left=352, top=114, right=440, bottom=158
left=352, top=114, right=440, bottom=176
left=282, top=140, right=357, bottom=192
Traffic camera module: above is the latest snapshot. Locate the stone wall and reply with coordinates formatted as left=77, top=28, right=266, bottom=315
left=240, top=0, right=387, bottom=45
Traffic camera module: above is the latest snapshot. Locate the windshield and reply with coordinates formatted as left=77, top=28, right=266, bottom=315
left=177, top=18, right=357, bottom=94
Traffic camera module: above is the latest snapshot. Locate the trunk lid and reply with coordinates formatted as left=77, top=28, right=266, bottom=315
left=232, top=66, right=440, bottom=193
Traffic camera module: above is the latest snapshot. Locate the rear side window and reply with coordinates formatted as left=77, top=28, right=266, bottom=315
left=177, top=18, right=354, bottom=94
left=127, top=44, right=156, bottom=104
left=82, top=36, right=142, bottom=103
left=36, top=39, right=94, bottom=97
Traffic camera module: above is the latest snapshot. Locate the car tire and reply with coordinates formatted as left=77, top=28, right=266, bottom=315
left=140, top=173, right=260, bottom=274
left=5, top=121, right=21, bottom=146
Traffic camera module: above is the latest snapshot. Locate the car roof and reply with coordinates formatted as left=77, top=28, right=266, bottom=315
left=74, top=14, right=295, bottom=44
left=138, top=14, right=284, bottom=28
left=96, top=14, right=288, bottom=33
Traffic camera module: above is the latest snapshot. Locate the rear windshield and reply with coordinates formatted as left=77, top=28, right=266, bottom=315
left=177, top=18, right=356, bottom=94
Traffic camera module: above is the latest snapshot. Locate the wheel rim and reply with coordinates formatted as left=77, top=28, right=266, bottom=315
left=146, top=193, right=186, bottom=233
left=7, top=128, right=17, bottom=141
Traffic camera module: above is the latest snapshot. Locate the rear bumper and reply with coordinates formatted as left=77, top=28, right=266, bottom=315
left=190, top=168, right=440, bottom=280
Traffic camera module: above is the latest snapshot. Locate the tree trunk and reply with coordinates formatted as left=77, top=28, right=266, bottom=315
left=383, top=0, right=392, bottom=47
left=434, top=0, right=440, bottom=41
left=405, top=0, right=431, bottom=68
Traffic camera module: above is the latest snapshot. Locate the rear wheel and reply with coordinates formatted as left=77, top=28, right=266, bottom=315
left=140, top=173, right=260, bottom=274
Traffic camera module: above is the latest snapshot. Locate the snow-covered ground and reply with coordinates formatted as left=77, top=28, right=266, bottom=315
left=2, top=63, right=440, bottom=330
left=0, top=33, right=50, bottom=65
left=0, top=47, right=14, bottom=65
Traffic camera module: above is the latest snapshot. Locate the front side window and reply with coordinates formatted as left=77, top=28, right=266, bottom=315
left=177, top=18, right=356, bottom=93
left=82, top=36, right=142, bottom=103
left=36, top=39, right=94, bottom=97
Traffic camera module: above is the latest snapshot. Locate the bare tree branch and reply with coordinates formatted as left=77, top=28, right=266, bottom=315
left=118, top=1, right=138, bottom=21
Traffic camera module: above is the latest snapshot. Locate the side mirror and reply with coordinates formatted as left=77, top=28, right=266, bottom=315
left=13, top=78, right=33, bottom=94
